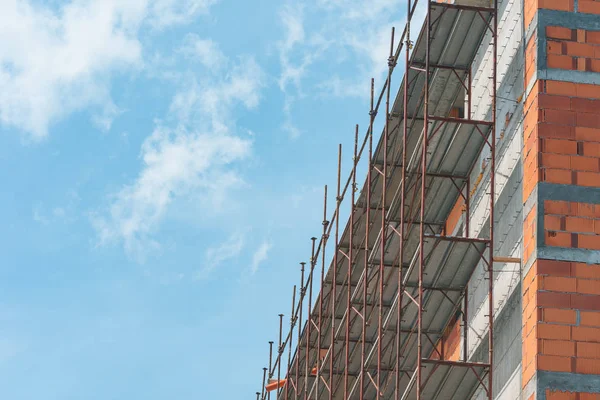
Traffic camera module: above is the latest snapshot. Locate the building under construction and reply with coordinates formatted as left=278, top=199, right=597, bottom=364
left=255, top=0, right=600, bottom=398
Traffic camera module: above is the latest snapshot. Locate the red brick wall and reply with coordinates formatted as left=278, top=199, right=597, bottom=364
left=544, top=201, right=600, bottom=250
left=523, top=259, right=600, bottom=386
left=522, top=79, right=600, bottom=203
left=547, top=26, right=600, bottom=72
left=547, top=390, right=600, bottom=399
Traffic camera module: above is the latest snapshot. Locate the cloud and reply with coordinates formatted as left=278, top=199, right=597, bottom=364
left=92, top=126, right=252, bottom=258
left=251, top=240, right=272, bottom=274
left=0, top=0, right=220, bottom=140
left=274, top=0, right=425, bottom=103
left=93, top=45, right=264, bottom=259
left=198, top=231, right=246, bottom=279
left=147, top=0, right=218, bottom=29
left=178, top=34, right=226, bottom=71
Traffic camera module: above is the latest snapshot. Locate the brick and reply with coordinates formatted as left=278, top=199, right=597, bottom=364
left=583, top=142, right=600, bottom=157
left=542, top=339, right=576, bottom=356
left=576, top=83, right=600, bottom=98
left=538, top=259, right=572, bottom=276
left=545, top=109, right=577, bottom=125
left=545, top=230, right=572, bottom=246
left=545, top=200, right=572, bottom=215
left=540, top=0, right=574, bottom=11
left=577, top=171, right=600, bottom=187
left=573, top=326, right=600, bottom=342
left=566, top=216, right=595, bottom=233
left=544, top=215, right=562, bottom=231
left=544, top=169, right=572, bottom=184
left=580, top=394, right=600, bottom=400
left=539, top=123, right=575, bottom=139
left=540, top=94, right=572, bottom=110
left=547, top=41, right=564, bottom=55
left=572, top=294, right=600, bottom=311
left=576, top=358, right=600, bottom=374
left=588, top=30, right=600, bottom=45
left=578, top=279, right=600, bottom=295
left=523, top=329, right=540, bottom=363
left=592, top=59, right=600, bottom=74
left=579, top=233, right=600, bottom=250
left=537, top=292, right=572, bottom=309
left=581, top=311, right=600, bottom=327
left=547, top=80, right=577, bottom=96
left=579, top=0, right=600, bottom=14
left=542, top=153, right=571, bottom=168
left=548, top=54, right=575, bottom=70
left=575, top=127, right=600, bottom=142
left=573, top=263, right=600, bottom=279
left=544, top=139, right=578, bottom=156
left=577, top=342, right=600, bottom=358
left=538, top=354, right=573, bottom=372
left=576, top=202, right=596, bottom=218
left=577, top=113, right=600, bottom=129
left=566, top=42, right=596, bottom=57
left=571, top=156, right=599, bottom=172
left=522, top=359, right=535, bottom=388
left=538, top=323, right=572, bottom=340
left=543, top=276, right=578, bottom=292
left=571, top=98, right=600, bottom=113
left=547, top=26, right=573, bottom=40
left=546, top=391, right=576, bottom=400
left=543, top=308, right=577, bottom=323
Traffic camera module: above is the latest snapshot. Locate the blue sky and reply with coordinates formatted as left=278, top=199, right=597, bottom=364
left=0, top=1, right=409, bottom=398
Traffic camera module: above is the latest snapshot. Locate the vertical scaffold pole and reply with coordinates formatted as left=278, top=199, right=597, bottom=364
left=417, top=2, right=431, bottom=399
left=488, top=1, right=498, bottom=398
left=396, top=2, right=410, bottom=397
left=306, top=238, right=317, bottom=400
left=378, top=26, right=394, bottom=400
left=286, top=286, right=296, bottom=400
left=330, top=144, right=342, bottom=400
left=295, top=263, right=305, bottom=400
left=361, top=78, right=375, bottom=400
left=278, top=314, right=284, bottom=399
left=262, top=367, right=268, bottom=400
left=344, top=125, right=358, bottom=400
left=268, top=342, right=274, bottom=400
left=317, top=186, right=328, bottom=399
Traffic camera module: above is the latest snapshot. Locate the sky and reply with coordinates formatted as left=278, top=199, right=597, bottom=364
left=0, top=0, right=417, bottom=398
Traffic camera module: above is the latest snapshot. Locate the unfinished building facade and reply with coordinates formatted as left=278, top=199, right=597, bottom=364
left=255, top=0, right=600, bottom=398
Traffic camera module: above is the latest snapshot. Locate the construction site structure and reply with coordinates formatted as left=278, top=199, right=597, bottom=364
left=255, top=0, right=600, bottom=397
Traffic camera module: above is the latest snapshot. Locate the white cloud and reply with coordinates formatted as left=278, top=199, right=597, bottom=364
left=276, top=3, right=317, bottom=140
left=92, top=126, right=252, bottom=258
left=93, top=47, right=264, bottom=259
left=251, top=240, right=272, bottom=274
left=198, top=231, right=246, bottom=279
left=0, top=0, right=220, bottom=140
left=178, top=34, right=226, bottom=71
left=148, top=0, right=218, bottom=29
left=275, top=0, right=425, bottom=103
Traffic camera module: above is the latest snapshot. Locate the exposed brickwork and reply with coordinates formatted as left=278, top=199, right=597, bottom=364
left=546, top=26, right=600, bottom=73
left=522, top=80, right=600, bottom=202
left=523, top=0, right=600, bottom=396
left=544, top=201, right=600, bottom=250
left=429, top=313, right=461, bottom=361
left=547, top=390, right=600, bottom=399
left=523, top=259, right=600, bottom=384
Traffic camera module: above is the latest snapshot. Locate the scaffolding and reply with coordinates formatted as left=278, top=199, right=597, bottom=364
left=257, top=0, right=498, bottom=398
